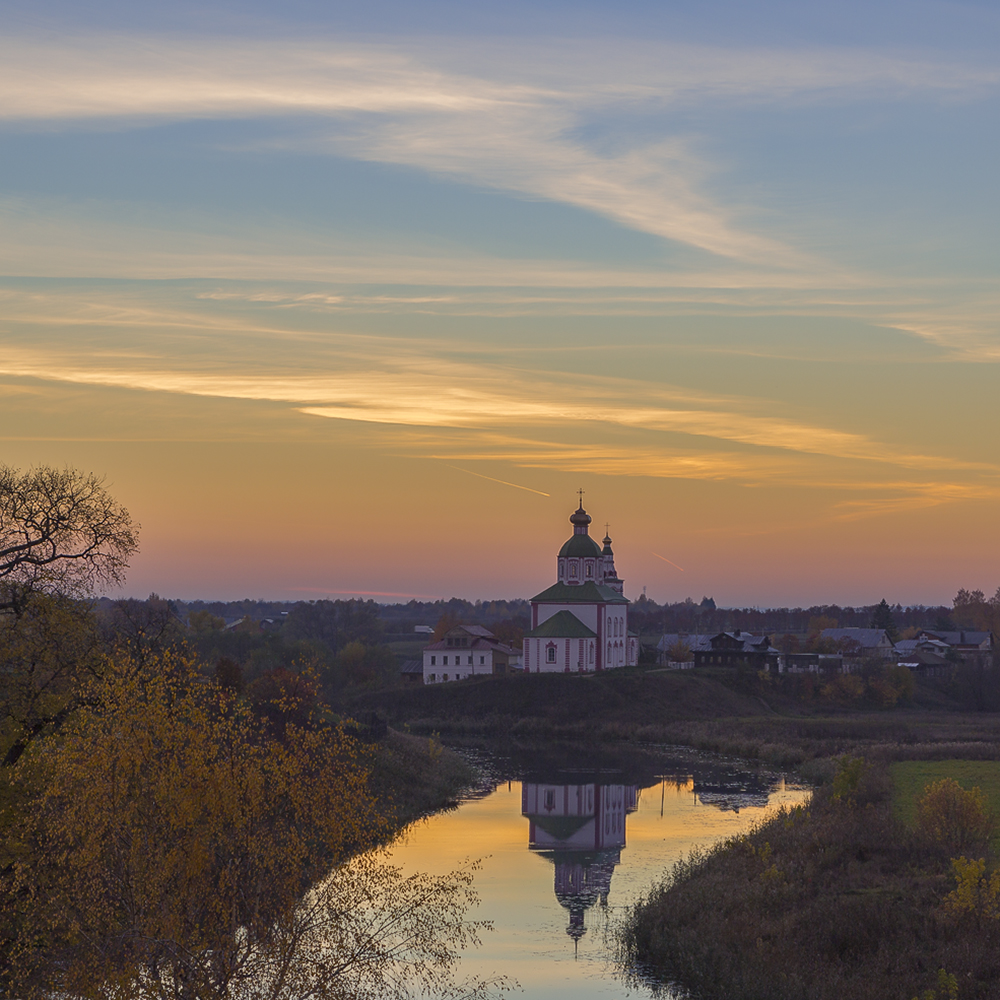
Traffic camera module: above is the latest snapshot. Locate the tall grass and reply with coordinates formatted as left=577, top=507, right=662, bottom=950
left=619, top=762, right=1000, bottom=1000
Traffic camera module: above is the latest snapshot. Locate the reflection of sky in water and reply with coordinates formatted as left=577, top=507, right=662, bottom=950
left=386, top=772, right=809, bottom=999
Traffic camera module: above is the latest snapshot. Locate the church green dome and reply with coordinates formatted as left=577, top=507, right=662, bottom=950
left=559, top=534, right=602, bottom=558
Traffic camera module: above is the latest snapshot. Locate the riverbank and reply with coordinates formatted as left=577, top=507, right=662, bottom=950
left=343, top=667, right=1000, bottom=776
left=620, top=758, right=1000, bottom=1000
left=368, top=728, right=477, bottom=828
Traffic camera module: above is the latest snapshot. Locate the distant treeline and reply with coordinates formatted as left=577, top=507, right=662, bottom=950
left=103, top=595, right=961, bottom=639
left=91, top=596, right=533, bottom=633
left=626, top=596, right=957, bottom=637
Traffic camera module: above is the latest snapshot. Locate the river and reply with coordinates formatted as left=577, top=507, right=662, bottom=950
left=385, top=742, right=810, bottom=1000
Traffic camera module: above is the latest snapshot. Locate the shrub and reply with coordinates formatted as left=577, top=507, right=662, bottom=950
left=944, top=856, right=1000, bottom=921
left=917, top=778, right=995, bottom=853
left=831, top=755, right=870, bottom=802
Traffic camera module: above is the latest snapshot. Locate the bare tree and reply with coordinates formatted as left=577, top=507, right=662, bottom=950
left=0, top=466, right=139, bottom=612
left=0, top=466, right=139, bottom=766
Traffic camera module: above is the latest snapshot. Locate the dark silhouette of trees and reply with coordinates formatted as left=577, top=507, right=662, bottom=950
left=953, top=587, right=1000, bottom=634
left=283, top=599, right=382, bottom=652
left=870, top=598, right=899, bottom=641
left=0, top=466, right=138, bottom=612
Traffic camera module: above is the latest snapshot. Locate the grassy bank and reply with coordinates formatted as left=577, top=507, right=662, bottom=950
left=368, top=728, right=476, bottom=828
left=344, top=668, right=1000, bottom=772
left=621, top=760, right=1000, bottom=1000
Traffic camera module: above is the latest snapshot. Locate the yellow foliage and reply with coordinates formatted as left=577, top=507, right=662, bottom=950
left=912, top=967, right=960, bottom=1000
left=6, top=649, right=503, bottom=999
left=821, top=673, right=865, bottom=704
left=917, top=778, right=995, bottom=852
left=944, top=856, right=1000, bottom=921
left=0, top=590, right=101, bottom=766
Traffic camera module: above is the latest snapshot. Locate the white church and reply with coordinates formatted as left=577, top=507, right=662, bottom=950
left=421, top=497, right=637, bottom=683
left=522, top=500, right=638, bottom=673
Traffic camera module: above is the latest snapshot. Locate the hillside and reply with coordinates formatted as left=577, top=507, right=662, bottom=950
left=344, top=668, right=766, bottom=737
left=342, top=668, right=1000, bottom=770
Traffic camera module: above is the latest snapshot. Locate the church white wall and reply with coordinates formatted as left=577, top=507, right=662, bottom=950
left=558, top=556, right=600, bottom=585
left=524, top=636, right=596, bottom=674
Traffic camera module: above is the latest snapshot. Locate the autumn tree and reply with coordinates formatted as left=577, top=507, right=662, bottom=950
left=492, top=616, right=527, bottom=648
left=775, top=633, right=800, bottom=654
left=0, top=466, right=139, bottom=766
left=433, top=610, right=463, bottom=640
left=665, top=639, right=693, bottom=663
left=917, top=778, right=995, bottom=854
left=189, top=608, right=226, bottom=631
left=6, top=650, right=502, bottom=1000
left=953, top=587, right=1000, bottom=634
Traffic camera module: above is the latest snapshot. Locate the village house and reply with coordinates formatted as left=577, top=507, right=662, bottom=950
left=656, top=632, right=778, bottom=670
left=781, top=652, right=844, bottom=674
left=820, top=627, right=896, bottom=659
left=422, top=624, right=520, bottom=684
left=894, top=641, right=952, bottom=678
left=917, top=630, right=994, bottom=657
left=692, top=631, right=778, bottom=670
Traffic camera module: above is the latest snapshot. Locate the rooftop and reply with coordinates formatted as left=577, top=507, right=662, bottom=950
left=525, top=610, right=598, bottom=639
left=529, top=580, right=629, bottom=605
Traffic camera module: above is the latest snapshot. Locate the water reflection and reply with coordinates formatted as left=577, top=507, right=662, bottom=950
left=389, top=745, right=811, bottom=999
left=522, top=782, right=637, bottom=946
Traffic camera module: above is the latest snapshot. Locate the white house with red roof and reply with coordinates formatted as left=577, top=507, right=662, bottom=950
left=422, top=624, right=521, bottom=684
left=523, top=501, right=638, bottom=673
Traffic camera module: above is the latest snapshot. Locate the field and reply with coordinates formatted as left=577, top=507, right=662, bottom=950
left=891, top=758, right=1000, bottom=834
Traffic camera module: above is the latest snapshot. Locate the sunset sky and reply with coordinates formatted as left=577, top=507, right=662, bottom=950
left=3, top=0, right=999, bottom=606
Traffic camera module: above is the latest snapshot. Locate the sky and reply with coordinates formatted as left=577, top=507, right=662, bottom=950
left=2, top=0, right=999, bottom=606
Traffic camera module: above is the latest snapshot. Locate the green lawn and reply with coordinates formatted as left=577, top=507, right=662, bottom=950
left=890, top=759, right=1000, bottom=830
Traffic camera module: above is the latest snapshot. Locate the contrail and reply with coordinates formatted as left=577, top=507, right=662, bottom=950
left=446, top=465, right=550, bottom=497
left=653, top=552, right=685, bottom=571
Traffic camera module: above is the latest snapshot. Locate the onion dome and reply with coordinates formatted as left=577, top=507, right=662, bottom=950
left=602, top=532, right=613, bottom=555
left=560, top=502, right=601, bottom=558
left=559, top=534, right=603, bottom=558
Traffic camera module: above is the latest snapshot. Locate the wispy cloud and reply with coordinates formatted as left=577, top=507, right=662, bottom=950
left=0, top=337, right=989, bottom=474
left=2, top=35, right=995, bottom=266
left=416, top=431, right=1000, bottom=522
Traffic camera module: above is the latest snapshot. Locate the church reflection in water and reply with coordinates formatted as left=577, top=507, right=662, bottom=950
left=520, top=770, right=783, bottom=947
left=521, top=782, right=638, bottom=947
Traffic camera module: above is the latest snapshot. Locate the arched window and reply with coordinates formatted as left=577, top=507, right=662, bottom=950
left=607, top=642, right=612, bottom=661
left=546, top=645, right=557, bottom=663
left=585, top=563, right=593, bottom=577
left=607, top=617, right=611, bottom=634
